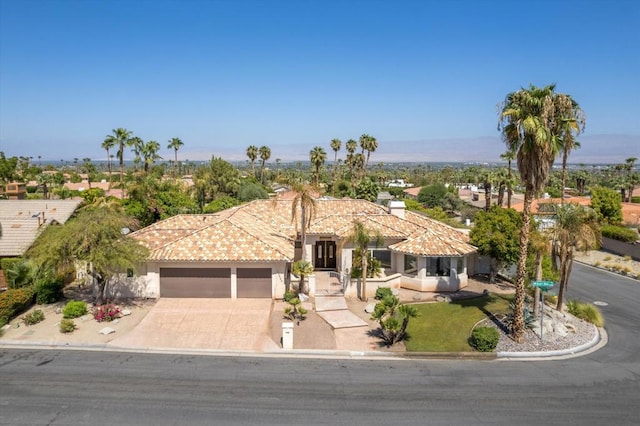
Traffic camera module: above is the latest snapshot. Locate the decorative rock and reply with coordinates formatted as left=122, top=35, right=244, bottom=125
left=298, top=293, right=309, bottom=302
left=553, top=321, right=569, bottom=337
left=412, top=294, right=423, bottom=301
left=435, top=295, right=451, bottom=303
left=565, top=323, right=577, bottom=333
left=99, top=327, right=116, bottom=335
left=364, top=303, right=376, bottom=314
left=81, top=315, right=91, bottom=322
left=121, top=309, right=132, bottom=316
left=391, top=288, right=400, bottom=296
left=55, top=307, right=62, bottom=315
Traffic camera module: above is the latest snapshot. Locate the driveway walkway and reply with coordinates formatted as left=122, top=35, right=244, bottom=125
left=109, top=299, right=277, bottom=352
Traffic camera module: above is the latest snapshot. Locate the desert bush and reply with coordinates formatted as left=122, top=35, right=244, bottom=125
left=469, top=326, right=500, bottom=352
left=601, top=224, right=638, bottom=243
left=93, top=304, right=121, bottom=322
left=566, top=300, right=604, bottom=327
left=504, top=301, right=536, bottom=331
left=62, top=301, right=87, bottom=319
left=375, top=287, right=393, bottom=300
left=59, top=319, right=76, bottom=333
left=0, top=286, right=35, bottom=323
left=34, top=275, right=64, bottom=304
left=22, top=309, right=45, bottom=326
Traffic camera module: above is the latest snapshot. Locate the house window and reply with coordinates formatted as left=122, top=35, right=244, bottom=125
left=371, top=249, right=391, bottom=269
left=426, top=257, right=450, bottom=277
left=404, top=254, right=417, bottom=274
left=456, top=258, right=465, bottom=274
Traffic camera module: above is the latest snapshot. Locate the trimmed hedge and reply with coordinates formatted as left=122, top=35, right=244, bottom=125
left=469, top=326, right=500, bottom=352
left=601, top=224, right=639, bottom=243
left=0, top=286, right=36, bottom=324
left=62, top=301, right=87, bottom=319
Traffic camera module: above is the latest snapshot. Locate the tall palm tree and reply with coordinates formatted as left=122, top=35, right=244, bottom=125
left=309, top=146, right=327, bottom=186
left=500, top=149, right=516, bottom=207
left=141, top=140, right=162, bottom=174
left=557, top=99, right=586, bottom=203
left=129, top=136, right=144, bottom=173
left=359, top=134, right=378, bottom=175
left=330, top=138, right=342, bottom=190
left=498, top=83, right=580, bottom=342
left=345, top=139, right=357, bottom=187
left=167, top=137, right=184, bottom=177
left=290, top=182, right=317, bottom=263
left=246, top=145, right=258, bottom=178
left=259, top=145, right=271, bottom=184
left=625, top=157, right=637, bottom=202
left=551, top=204, right=600, bottom=311
left=341, top=220, right=383, bottom=302
left=102, top=135, right=117, bottom=188
left=104, top=128, right=133, bottom=198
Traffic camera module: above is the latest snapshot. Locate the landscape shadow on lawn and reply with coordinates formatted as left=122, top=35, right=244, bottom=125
left=404, top=293, right=512, bottom=352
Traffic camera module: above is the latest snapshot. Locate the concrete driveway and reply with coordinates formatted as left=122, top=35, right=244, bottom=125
left=108, top=299, right=278, bottom=351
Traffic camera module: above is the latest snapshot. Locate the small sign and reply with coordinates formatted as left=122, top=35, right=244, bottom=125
left=532, top=280, right=554, bottom=291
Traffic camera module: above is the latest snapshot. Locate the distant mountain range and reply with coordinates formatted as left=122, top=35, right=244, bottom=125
left=184, top=133, right=639, bottom=165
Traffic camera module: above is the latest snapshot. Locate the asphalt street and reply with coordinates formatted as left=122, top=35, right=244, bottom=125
left=1, top=263, right=639, bottom=426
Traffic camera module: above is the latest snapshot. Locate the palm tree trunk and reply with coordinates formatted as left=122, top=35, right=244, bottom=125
left=361, top=250, right=368, bottom=301
left=512, top=191, right=533, bottom=342
left=561, top=150, right=568, bottom=204
left=484, top=182, right=491, bottom=211
left=174, top=149, right=178, bottom=177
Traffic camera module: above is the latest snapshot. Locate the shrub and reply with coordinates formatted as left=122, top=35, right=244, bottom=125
left=2, top=258, right=33, bottom=289
left=62, top=301, right=87, bottom=319
left=34, top=276, right=64, bottom=304
left=601, top=224, right=638, bottom=243
left=0, top=286, right=35, bottom=323
left=469, top=326, right=500, bottom=352
left=375, top=287, right=393, bottom=300
left=566, top=300, right=604, bottom=327
left=59, top=319, right=76, bottom=333
left=22, top=309, right=45, bottom=326
left=93, top=304, right=121, bottom=322
left=504, top=301, right=536, bottom=331
left=283, top=290, right=297, bottom=302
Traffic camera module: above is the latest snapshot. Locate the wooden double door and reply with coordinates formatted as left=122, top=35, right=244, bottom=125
left=314, top=241, right=337, bottom=270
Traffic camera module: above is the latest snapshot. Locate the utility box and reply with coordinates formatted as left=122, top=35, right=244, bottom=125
left=282, top=322, right=294, bottom=349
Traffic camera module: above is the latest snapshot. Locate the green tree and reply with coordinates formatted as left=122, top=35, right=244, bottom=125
left=469, top=206, right=522, bottom=283
left=353, top=177, right=379, bottom=202
left=292, top=260, right=314, bottom=295
left=625, top=157, right=637, bottom=203
left=551, top=204, right=600, bottom=311
left=498, top=83, right=580, bottom=342
left=371, top=294, right=419, bottom=346
left=309, top=146, right=327, bottom=186
left=417, top=183, right=448, bottom=208
left=101, top=137, right=116, bottom=188
left=203, top=196, right=240, bottom=213
left=26, top=205, right=149, bottom=304
left=345, top=139, right=358, bottom=188
left=104, top=128, right=133, bottom=197
left=238, top=181, right=269, bottom=202
left=341, top=220, right=383, bottom=301
left=246, top=145, right=258, bottom=178
left=141, top=140, right=162, bottom=174
left=289, top=182, right=317, bottom=262
left=129, top=136, right=144, bottom=173
left=590, top=186, right=622, bottom=224
left=167, top=137, right=184, bottom=177
left=330, top=138, right=342, bottom=190
left=258, top=146, right=271, bottom=184
left=359, top=133, right=378, bottom=175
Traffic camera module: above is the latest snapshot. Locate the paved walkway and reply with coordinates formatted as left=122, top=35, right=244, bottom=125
left=315, top=295, right=368, bottom=329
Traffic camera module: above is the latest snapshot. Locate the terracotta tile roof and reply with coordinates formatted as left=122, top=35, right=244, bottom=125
left=132, top=198, right=477, bottom=262
left=510, top=196, right=591, bottom=213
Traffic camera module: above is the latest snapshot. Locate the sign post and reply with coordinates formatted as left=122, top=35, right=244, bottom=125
left=532, top=281, right=555, bottom=342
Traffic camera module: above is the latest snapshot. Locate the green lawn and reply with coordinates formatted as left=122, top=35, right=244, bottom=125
left=405, top=293, right=512, bottom=352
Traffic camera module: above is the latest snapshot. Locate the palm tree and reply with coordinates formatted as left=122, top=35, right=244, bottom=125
left=498, top=83, right=579, bottom=342
left=557, top=99, right=586, bottom=203
left=129, top=136, right=144, bottom=173
left=345, top=139, right=357, bottom=187
left=290, top=182, right=317, bottom=263
left=480, top=168, right=495, bottom=211
left=500, top=149, right=516, bottom=207
left=292, top=260, right=314, bottom=295
left=309, top=146, right=327, bottom=186
left=167, top=137, right=184, bottom=177
left=359, top=134, right=378, bottom=175
left=341, top=220, right=383, bottom=302
left=141, top=140, right=162, bottom=174
left=246, top=145, right=258, bottom=178
left=259, top=146, right=271, bottom=184
left=330, top=138, right=342, bottom=189
left=102, top=136, right=117, bottom=188
left=625, top=157, right=637, bottom=202
left=104, top=128, right=133, bottom=198
left=551, top=204, right=600, bottom=311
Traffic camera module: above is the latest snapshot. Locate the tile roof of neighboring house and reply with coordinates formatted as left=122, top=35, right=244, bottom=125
left=132, top=198, right=476, bottom=262
left=403, top=187, right=422, bottom=198
left=0, top=199, right=82, bottom=257
left=622, top=202, right=640, bottom=226
left=510, top=196, right=592, bottom=213
left=63, top=181, right=111, bottom=192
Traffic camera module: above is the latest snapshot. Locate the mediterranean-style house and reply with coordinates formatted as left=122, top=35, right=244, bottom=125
left=115, top=197, right=478, bottom=300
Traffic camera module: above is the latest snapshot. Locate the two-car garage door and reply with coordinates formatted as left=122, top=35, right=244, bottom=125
left=159, top=267, right=272, bottom=298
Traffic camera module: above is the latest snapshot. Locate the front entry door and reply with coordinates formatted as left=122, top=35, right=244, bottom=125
left=314, top=241, right=337, bottom=269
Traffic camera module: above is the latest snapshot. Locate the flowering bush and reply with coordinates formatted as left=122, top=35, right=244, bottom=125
left=93, top=304, right=121, bottom=322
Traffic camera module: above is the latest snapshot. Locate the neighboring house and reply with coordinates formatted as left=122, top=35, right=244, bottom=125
left=402, top=186, right=421, bottom=199
left=511, top=196, right=592, bottom=229
left=127, top=197, right=477, bottom=300
left=0, top=199, right=82, bottom=258
left=387, top=179, right=413, bottom=188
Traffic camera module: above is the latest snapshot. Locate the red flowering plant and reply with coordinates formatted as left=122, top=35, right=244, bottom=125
left=93, top=304, right=121, bottom=322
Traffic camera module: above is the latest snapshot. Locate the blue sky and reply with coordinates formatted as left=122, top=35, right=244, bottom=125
left=0, top=0, right=638, bottom=163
